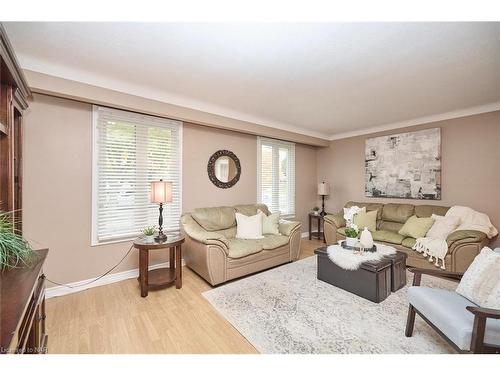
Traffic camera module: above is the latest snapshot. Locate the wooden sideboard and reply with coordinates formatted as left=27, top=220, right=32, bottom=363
left=1, top=249, right=48, bottom=354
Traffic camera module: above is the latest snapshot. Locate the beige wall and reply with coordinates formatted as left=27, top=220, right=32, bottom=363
left=317, top=111, right=500, bottom=247
left=23, top=94, right=317, bottom=284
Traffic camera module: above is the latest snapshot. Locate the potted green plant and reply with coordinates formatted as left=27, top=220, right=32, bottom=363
left=142, top=226, right=156, bottom=243
left=0, top=211, right=36, bottom=270
left=312, top=206, right=320, bottom=215
left=344, top=226, right=359, bottom=247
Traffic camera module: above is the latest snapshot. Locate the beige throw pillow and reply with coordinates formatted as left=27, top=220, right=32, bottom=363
left=258, top=209, right=280, bottom=235
left=353, top=210, right=377, bottom=232
left=398, top=215, right=434, bottom=238
left=426, top=214, right=461, bottom=240
left=456, top=247, right=500, bottom=309
left=235, top=212, right=264, bottom=239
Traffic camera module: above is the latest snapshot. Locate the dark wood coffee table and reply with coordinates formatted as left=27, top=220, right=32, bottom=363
left=133, top=234, right=185, bottom=297
left=314, top=246, right=407, bottom=303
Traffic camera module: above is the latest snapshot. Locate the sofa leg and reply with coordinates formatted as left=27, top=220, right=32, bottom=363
left=405, top=305, right=416, bottom=337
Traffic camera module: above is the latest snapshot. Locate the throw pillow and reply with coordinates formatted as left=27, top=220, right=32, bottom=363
left=398, top=215, right=435, bottom=238
left=456, top=247, right=500, bottom=309
left=426, top=214, right=461, bottom=240
left=235, top=212, right=264, bottom=239
left=258, top=209, right=280, bottom=235
left=353, top=210, right=377, bottom=232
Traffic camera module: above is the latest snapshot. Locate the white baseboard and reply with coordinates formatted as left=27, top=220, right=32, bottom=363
left=46, top=260, right=185, bottom=299
left=301, top=232, right=309, bottom=238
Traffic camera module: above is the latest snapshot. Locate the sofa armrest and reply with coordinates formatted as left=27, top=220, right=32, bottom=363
left=324, top=212, right=345, bottom=229
left=446, top=230, right=487, bottom=247
left=181, top=214, right=228, bottom=250
left=279, top=220, right=301, bottom=236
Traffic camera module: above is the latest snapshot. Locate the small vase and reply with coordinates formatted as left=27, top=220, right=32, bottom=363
left=359, top=227, right=374, bottom=249
left=345, top=237, right=358, bottom=247
left=144, top=235, right=155, bottom=243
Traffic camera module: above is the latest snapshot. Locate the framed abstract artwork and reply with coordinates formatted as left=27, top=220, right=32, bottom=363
left=365, top=128, right=441, bottom=200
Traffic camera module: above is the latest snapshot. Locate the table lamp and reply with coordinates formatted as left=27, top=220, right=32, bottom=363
left=150, top=179, right=172, bottom=242
left=318, top=181, right=330, bottom=217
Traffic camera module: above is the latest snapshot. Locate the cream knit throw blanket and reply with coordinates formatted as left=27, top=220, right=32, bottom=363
left=412, top=206, right=498, bottom=270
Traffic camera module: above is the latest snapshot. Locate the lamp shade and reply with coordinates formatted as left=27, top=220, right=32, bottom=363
left=150, top=180, right=173, bottom=204
left=318, top=182, right=330, bottom=196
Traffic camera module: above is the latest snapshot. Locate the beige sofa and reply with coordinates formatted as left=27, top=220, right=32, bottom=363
left=324, top=201, right=492, bottom=273
left=181, top=204, right=301, bottom=286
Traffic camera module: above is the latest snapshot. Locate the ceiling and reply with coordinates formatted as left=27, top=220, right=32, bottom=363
left=4, top=22, right=500, bottom=139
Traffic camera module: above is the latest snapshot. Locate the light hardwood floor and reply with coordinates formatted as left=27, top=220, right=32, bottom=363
left=45, top=238, right=324, bottom=353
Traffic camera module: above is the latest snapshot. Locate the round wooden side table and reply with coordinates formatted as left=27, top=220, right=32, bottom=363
left=133, top=234, right=185, bottom=297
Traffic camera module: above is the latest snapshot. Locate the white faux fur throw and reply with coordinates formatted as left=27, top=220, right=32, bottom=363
left=327, top=243, right=396, bottom=271
left=412, top=206, right=498, bottom=270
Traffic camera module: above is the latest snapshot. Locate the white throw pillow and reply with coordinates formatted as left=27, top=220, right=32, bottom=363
left=257, top=209, right=280, bottom=235
left=235, top=212, right=264, bottom=239
left=425, top=214, right=461, bottom=240
left=456, top=247, right=500, bottom=309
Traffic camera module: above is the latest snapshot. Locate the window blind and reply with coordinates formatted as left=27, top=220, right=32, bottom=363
left=92, top=106, right=182, bottom=244
left=257, top=137, right=295, bottom=217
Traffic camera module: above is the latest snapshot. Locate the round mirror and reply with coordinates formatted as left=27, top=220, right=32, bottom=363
left=207, top=150, right=241, bottom=188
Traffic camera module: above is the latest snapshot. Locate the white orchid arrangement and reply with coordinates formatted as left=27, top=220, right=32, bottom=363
left=343, top=206, right=362, bottom=238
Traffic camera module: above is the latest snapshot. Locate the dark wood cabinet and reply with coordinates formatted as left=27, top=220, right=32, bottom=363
left=1, top=249, right=48, bottom=354
left=0, top=24, right=30, bottom=226
left=0, top=24, right=43, bottom=355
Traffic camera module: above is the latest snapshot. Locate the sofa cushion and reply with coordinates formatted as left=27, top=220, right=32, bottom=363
left=192, top=206, right=236, bottom=231
left=399, top=215, right=435, bottom=238
left=371, top=230, right=405, bottom=245
left=259, top=234, right=289, bottom=250
left=382, top=203, right=414, bottom=223
left=353, top=210, right=378, bottom=232
left=378, top=220, right=404, bottom=232
left=401, top=237, right=417, bottom=248
left=345, top=201, right=383, bottom=220
left=415, top=205, right=449, bottom=218
left=226, top=239, right=263, bottom=259
left=408, top=287, right=500, bottom=350
left=235, top=204, right=270, bottom=216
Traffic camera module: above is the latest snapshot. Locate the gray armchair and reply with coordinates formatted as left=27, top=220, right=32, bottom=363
left=405, top=248, right=500, bottom=354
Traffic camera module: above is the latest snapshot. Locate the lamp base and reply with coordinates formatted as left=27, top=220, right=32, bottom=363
left=154, top=232, right=168, bottom=243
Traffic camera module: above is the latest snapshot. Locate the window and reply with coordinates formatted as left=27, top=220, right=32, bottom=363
left=257, top=137, right=295, bottom=217
left=92, top=106, right=182, bottom=245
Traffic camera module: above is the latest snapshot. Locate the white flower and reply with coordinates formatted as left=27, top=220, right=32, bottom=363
left=350, top=223, right=359, bottom=232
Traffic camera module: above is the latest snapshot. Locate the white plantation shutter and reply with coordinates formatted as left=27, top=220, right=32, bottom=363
left=92, top=106, right=182, bottom=244
left=257, top=137, right=295, bottom=217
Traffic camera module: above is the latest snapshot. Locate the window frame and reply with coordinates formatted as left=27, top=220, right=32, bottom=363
left=257, top=136, right=296, bottom=219
left=91, top=105, right=183, bottom=246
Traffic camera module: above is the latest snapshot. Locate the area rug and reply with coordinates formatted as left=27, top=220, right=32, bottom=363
left=202, top=256, right=457, bottom=354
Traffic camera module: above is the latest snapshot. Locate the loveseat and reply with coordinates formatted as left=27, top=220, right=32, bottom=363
left=324, top=201, right=491, bottom=273
left=181, top=204, right=301, bottom=286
